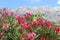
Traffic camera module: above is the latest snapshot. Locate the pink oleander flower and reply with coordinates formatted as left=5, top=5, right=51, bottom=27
left=0, top=14, right=2, bottom=18
left=2, top=22, right=9, bottom=29
left=26, top=32, right=36, bottom=39
left=29, top=21, right=37, bottom=27
left=0, top=9, right=2, bottom=12
left=37, top=18, right=45, bottom=25
left=44, top=21, right=51, bottom=28
left=20, top=22, right=31, bottom=30
left=2, top=8, right=7, bottom=13
left=14, top=13, right=20, bottom=18
left=52, top=24, right=58, bottom=28
left=54, top=27, right=60, bottom=34
left=3, top=8, right=6, bottom=11
left=39, top=36, right=46, bottom=40
left=20, top=37, right=24, bottom=40
left=18, top=28, right=22, bottom=32
left=50, top=38, right=54, bottom=40
left=6, top=12, right=14, bottom=16
left=26, top=33, right=31, bottom=39
left=30, top=38, right=34, bottom=40
left=0, top=32, right=4, bottom=38
left=16, top=16, right=24, bottom=24
left=53, top=24, right=60, bottom=34
left=31, top=32, right=36, bottom=37
left=24, top=12, right=32, bottom=18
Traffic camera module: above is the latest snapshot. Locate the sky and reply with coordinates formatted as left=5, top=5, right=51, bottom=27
left=0, top=0, right=60, bottom=8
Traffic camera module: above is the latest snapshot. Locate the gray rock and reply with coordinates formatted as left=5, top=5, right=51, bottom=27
left=6, top=6, right=60, bottom=22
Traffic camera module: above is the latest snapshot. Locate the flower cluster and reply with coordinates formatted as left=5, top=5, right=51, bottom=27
left=15, top=12, right=60, bottom=40
left=0, top=8, right=60, bottom=40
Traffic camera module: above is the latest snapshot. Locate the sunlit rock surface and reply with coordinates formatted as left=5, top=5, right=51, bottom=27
left=6, top=6, right=60, bottom=22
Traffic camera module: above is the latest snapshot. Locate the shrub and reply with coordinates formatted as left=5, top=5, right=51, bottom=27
left=0, top=9, right=60, bottom=40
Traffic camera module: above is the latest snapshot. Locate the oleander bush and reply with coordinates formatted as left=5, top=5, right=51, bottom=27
left=0, top=8, right=60, bottom=40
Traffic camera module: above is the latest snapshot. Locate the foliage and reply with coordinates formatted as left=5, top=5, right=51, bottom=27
left=0, top=9, right=60, bottom=40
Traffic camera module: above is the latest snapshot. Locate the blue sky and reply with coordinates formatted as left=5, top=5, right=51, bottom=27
left=0, top=0, right=60, bottom=8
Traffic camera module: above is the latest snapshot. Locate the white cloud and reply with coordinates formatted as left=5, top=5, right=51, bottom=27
left=57, top=0, right=60, bottom=4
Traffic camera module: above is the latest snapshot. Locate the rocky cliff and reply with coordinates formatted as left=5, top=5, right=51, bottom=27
left=5, top=6, right=60, bottom=22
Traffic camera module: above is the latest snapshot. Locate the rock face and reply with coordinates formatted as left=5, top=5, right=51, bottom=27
left=6, top=6, right=60, bottom=22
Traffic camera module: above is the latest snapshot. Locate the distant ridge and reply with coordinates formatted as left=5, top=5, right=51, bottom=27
left=5, top=6, right=60, bottom=22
